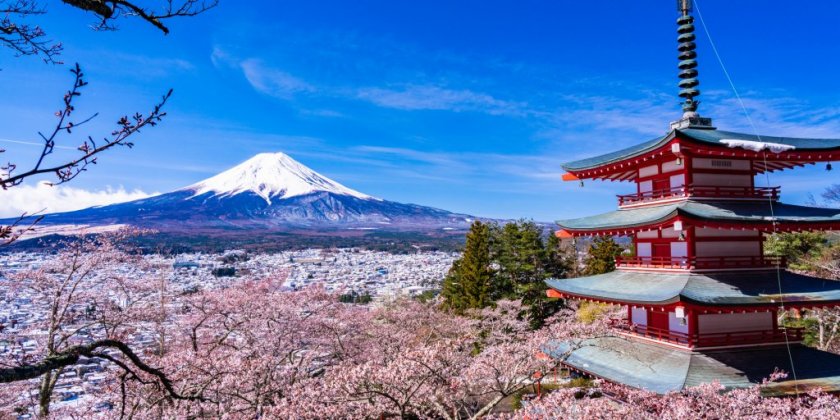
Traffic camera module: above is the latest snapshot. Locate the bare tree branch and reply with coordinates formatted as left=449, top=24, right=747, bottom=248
left=2, top=0, right=218, bottom=63
left=0, top=211, right=44, bottom=245
left=0, top=64, right=172, bottom=246
left=1, top=64, right=172, bottom=189
left=0, top=339, right=206, bottom=402
left=0, top=0, right=62, bottom=63
left=61, top=0, right=219, bottom=34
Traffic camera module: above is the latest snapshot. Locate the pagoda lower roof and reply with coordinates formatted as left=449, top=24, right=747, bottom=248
left=563, top=128, right=840, bottom=172
left=545, top=270, right=840, bottom=307
left=556, top=200, right=840, bottom=233
left=543, top=337, right=840, bottom=396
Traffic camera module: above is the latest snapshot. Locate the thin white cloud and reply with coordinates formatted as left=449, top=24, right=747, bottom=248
left=0, top=182, right=157, bottom=218
left=79, top=51, right=195, bottom=79
left=210, top=46, right=236, bottom=68
left=212, top=47, right=527, bottom=116
left=354, top=85, right=526, bottom=116
left=353, top=145, right=463, bottom=167
left=239, top=59, right=316, bottom=99
left=0, top=138, right=76, bottom=150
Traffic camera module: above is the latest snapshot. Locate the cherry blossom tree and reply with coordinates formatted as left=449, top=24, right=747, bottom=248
left=291, top=299, right=611, bottom=419
left=104, top=279, right=371, bottom=418
left=0, top=229, right=201, bottom=417
left=7, top=245, right=836, bottom=418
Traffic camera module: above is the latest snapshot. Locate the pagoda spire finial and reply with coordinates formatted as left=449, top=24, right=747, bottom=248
left=670, top=0, right=713, bottom=130
left=677, top=0, right=699, bottom=116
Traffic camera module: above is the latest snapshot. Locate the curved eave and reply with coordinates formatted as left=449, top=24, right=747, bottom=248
left=562, top=128, right=840, bottom=181
left=549, top=286, right=682, bottom=306
left=550, top=288, right=840, bottom=309
left=556, top=204, right=680, bottom=234
left=556, top=201, right=840, bottom=236
left=562, top=131, right=675, bottom=173
left=545, top=270, right=840, bottom=308
left=545, top=272, right=687, bottom=306
left=544, top=337, right=840, bottom=396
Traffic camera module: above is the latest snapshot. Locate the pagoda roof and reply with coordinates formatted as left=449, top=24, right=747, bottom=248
left=543, top=337, right=840, bottom=395
left=563, top=128, right=840, bottom=172
left=556, top=200, right=840, bottom=233
left=545, top=270, right=840, bottom=307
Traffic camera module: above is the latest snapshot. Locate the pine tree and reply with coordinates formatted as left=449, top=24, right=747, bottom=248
left=441, top=260, right=464, bottom=309
left=442, top=221, right=494, bottom=312
left=545, top=231, right=575, bottom=279
left=583, top=235, right=623, bottom=275
left=492, top=221, right=546, bottom=299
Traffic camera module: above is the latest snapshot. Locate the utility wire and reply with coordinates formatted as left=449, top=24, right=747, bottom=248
left=694, top=0, right=799, bottom=392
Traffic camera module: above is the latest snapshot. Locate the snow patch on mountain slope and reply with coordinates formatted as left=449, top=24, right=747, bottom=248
left=182, top=152, right=379, bottom=204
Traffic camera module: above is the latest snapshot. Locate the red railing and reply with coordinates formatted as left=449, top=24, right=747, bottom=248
left=615, top=255, right=786, bottom=270
left=611, top=320, right=691, bottom=345
left=617, top=185, right=780, bottom=206
left=696, top=328, right=804, bottom=348
left=610, top=320, right=804, bottom=348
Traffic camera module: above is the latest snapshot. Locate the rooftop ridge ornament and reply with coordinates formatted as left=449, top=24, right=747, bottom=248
left=670, top=0, right=714, bottom=130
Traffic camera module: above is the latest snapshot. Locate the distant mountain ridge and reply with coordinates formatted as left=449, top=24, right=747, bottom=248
left=10, top=152, right=476, bottom=235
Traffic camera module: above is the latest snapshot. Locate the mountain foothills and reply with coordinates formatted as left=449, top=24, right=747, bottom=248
left=5, top=153, right=478, bottom=251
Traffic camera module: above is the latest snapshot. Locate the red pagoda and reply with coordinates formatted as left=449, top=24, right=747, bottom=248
left=544, top=0, right=840, bottom=396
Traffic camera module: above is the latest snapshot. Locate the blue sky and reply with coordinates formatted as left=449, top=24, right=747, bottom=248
left=1, top=0, right=839, bottom=220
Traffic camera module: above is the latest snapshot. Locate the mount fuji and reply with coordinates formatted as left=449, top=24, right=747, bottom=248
left=15, top=152, right=475, bottom=238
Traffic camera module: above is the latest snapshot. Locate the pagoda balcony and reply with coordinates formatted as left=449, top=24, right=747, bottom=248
left=615, top=255, right=787, bottom=271
left=617, top=185, right=780, bottom=207
left=609, top=320, right=805, bottom=349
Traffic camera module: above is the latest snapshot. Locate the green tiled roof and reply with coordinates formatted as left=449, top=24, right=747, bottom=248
left=545, top=270, right=840, bottom=306
left=682, top=128, right=840, bottom=150
left=562, top=128, right=840, bottom=171
left=556, top=200, right=840, bottom=231
left=562, top=134, right=669, bottom=172
left=543, top=337, right=840, bottom=395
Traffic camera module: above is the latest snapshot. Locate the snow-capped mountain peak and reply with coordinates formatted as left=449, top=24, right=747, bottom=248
left=182, top=152, right=377, bottom=204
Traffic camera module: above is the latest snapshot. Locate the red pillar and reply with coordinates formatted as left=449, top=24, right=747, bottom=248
left=686, top=225, right=696, bottom=267
left=687, top=309, right=698, bottom=348
left=684, top=149, right=693, bottom=187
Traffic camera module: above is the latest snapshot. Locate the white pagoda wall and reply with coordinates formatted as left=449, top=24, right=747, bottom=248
left=697, top=312, right=773, bottom=334
left=692, top=173, right=752, bottom=187
left=631, top=307, right=647, bottom=326
left=670, top=173, right=685, bottom=189
left=637, top=243, right=651, bottom=258
left=695, top=241, right=761, bottom=257
left=668, top=312, right=689, bottom=334
left=695, top=228, right=760, bottom=238
left=670, top=242, right=688, bottom=258
left=639, top=165, right=659, bottom=178
left=662, top=160, right=682, bottom=173
left=692, top=158, right=751, bottom=171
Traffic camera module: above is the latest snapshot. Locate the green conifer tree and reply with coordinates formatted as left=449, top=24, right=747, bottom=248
left=493, top=221, right=546, bottom=299
left=583, top=235, right=623, bottom=275
left=545, top=231, right=575, bottom=279
left=442, top=221, right=494, bottom=312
